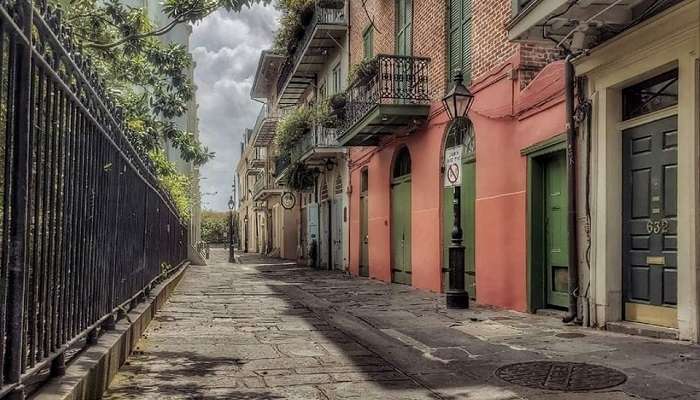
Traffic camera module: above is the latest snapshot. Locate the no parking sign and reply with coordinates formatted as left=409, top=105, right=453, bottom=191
left=443, top=146, right=463, bottom=188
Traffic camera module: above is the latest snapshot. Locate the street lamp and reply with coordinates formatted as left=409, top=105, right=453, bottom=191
left=228, top=195, right=236, bottom=263
left=442, top=69, right=474, bottom=310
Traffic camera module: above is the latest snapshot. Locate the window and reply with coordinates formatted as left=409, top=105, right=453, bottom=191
left=363, top=26, right=374, bottom=59
left=445, top=118, right=475, bottom=158
left=332, top=63, right=342, bottom=94
left=448, top=0, right=472, bottom=81
left=361, top=169, right=369, bottom=194
left=393, top=147, right=411, bottom=179
left=622, top=69, right=678, bottom=120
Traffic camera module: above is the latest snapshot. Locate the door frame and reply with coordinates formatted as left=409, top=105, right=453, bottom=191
left=524, top=134, right=567, bottom=313
left=359, top=168, right=369, bottom=277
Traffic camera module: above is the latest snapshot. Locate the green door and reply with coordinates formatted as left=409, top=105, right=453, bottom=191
left=391, top=148, right=412, bottom=285
left=543, top=152, right=568, bottom=308
left=442, top=160, right=476, bottom=298
left=360, top=193, right=369, bottom=277
left=391, top=176, right=412, bottom=284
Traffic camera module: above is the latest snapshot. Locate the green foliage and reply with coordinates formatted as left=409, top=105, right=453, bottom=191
left=286, top=161, right=317, bottom=192
left=272, top=0, right=314, bottom=56
left=149, top=149, right=193, bottom=219
left=274, top=106, right=313, bottom=159
left=201, top=210, right=232, bottom=243
left=348, top=57, right=379, bottom=87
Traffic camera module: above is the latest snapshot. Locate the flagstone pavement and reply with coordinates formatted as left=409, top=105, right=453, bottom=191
left=104, top=249, right=700, bottom=400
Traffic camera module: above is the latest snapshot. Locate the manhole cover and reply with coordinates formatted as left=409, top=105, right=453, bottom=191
left=556, top=332, right=586, bottom=339
left=495, top=361, right=627, bottom=392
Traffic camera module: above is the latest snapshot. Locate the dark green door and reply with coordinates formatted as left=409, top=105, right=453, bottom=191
left=622, top=116, right=677, bottom=326
left=391, top=148, right=412, bottom=284
left=360, top=193, right=369, bottom=277
left=544, top=152, right=568, bottom=308
left=442, top=160, right=475, bottom=298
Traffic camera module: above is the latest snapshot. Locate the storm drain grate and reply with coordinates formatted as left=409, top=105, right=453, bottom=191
left=495, top=361, right=627, bottom=392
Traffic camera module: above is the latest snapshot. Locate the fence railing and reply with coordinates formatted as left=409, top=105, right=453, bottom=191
left=276, top=1, right=346, bottom=96
left=0, top=1, right=188, bottom=397
left=337, top=54, right=431, bottom=136
left=296, top=124, right=338, bottom=156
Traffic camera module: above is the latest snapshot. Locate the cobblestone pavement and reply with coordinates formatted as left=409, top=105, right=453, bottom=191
left=104, top=249, right=700, bottom=399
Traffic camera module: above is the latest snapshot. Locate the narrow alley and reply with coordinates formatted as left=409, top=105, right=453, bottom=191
left=104, top=249, right=700, bottom=400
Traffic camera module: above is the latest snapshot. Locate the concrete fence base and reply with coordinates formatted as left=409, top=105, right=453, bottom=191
left=31, top=263, right=190, bottom=400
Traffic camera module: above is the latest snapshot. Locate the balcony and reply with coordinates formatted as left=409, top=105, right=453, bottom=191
left=507, top=0, right=683, bottom=51
left=274, top=155, right=292, bottom=184
left=295, top=125, right=343, bottom=162
left=276, top=2, right=347, bottom=108
left=253, top=176, right=285, bottom=201
left=249, top=157, right=265, bottom=169
left=250, top=103, right=279, bottom=147
left=335, top=54, right=431, bottom=146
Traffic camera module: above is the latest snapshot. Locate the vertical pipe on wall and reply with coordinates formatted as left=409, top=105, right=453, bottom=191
left=563, top=56, right=580, bottom=324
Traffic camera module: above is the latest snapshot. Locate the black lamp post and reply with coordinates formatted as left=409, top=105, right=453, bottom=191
left=442, top=69, right=474, bottom=309
left=228, top=196, right=235, bottom=263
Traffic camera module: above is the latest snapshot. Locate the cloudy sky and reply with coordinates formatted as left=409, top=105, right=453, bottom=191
left=190, top=5, right=279, bottom=211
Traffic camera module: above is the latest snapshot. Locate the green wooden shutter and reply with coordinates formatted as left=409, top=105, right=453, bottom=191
left=448, top=0, right=472, bottom=82
left=396, top=0, right=412, bottom=56
left=363, top=27, right=374, bottom=59
left=462, top=0, right=472, bottom=82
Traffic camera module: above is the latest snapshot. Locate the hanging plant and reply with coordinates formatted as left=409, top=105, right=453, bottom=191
left=348, top=58, right=379, bottom=87
left=287, top=162, right=318, bottom=191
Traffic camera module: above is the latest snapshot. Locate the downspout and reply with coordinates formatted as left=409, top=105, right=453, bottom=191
left=563, top=55, right=579, bottom=324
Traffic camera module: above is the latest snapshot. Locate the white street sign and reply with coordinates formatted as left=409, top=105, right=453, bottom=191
left=444, top=145, right=463, bottom=188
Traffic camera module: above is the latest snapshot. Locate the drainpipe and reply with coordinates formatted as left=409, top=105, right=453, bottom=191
left=563, top=55, right=579, bottom=324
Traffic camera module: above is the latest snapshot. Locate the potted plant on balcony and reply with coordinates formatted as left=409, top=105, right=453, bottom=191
left=348, top=58, right=379, bottom=87
left=316, top=99, right=342, bottom=127
left=317, top=0, right=344, bottom=9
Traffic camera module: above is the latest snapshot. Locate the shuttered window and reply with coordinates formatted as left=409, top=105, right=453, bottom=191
left=448, top=0, right=472, bottom=82
left=395, top=0, right=412, bottom=56
left=363, top=26, right=374, bottom=59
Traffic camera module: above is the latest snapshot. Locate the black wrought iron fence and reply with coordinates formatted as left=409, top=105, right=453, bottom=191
left=0, top=1, right=188, bottom=397
left=338, top=54, right=431, bottom=136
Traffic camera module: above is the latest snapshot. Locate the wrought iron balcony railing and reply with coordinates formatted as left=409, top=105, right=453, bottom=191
left=336, top=54, right=431, bottom=140
left=294, top=124, right=340, bottom=160
left=250, top=103, right=280, bottom=147
left=274, top=155, right=291, bottom=177
left=276, top=2, right=346, bottom=101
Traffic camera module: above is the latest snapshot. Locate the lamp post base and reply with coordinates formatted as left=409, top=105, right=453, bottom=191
left=446, top=290, right=469, bottom=309
left=229, top=244, right=236, bottom=263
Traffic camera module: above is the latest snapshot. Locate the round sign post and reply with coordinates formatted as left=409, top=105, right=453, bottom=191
left=281, top=192, right=296, bottom=210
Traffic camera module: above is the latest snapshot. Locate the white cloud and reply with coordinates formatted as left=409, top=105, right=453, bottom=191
left=191, top=5, right=279, bottom=211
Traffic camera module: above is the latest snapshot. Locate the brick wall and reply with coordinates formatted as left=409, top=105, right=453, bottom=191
left=348, top=0, right=561, bottom=97
left=349, top=0, right=447, bottom=99
left=472, top=0, right=562, bottom=86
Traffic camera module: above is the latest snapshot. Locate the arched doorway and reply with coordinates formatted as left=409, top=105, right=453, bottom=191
left=391, top=147, right=412, bottom=284
left=319, top=177, right=330, bottom=270
left=442, top=118, right=476, bottom=298
left=332, top=170, right=344, bottom=270
left=359, top=168, right=369, bottom=277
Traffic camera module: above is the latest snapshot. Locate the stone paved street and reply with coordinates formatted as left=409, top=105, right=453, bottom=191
left=104, top=249, right=700, bottom=399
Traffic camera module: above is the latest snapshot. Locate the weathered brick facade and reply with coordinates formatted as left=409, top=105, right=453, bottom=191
left=472, top=1, right=563, bottom=86
left=349, top=0, right=447, bottom=100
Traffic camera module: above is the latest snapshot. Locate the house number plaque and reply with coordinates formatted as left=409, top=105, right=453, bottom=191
left=646, top=219, right=670, bottom=234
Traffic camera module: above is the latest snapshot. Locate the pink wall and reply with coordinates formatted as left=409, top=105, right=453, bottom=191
left=348, top=59, right=567, bottom=311
left=471, top=60, right=566, bottom=312
left=348, top=107, right=449, bottom=292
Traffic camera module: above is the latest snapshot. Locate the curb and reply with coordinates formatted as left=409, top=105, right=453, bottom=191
left=30, top=263, right=190, bottom=400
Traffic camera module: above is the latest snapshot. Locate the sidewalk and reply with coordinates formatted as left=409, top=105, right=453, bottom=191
left=104, top=250, right=700, bottom=399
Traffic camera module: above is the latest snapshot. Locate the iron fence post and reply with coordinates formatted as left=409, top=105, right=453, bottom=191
left=6, top=1, right=33, bottom=398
